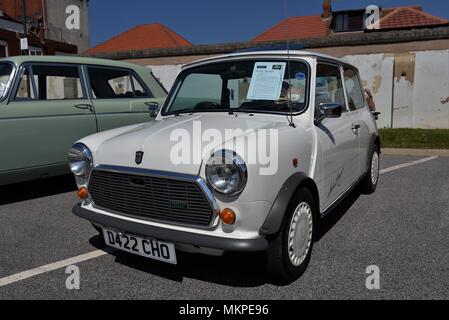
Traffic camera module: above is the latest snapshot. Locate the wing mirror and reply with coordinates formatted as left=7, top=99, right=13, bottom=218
left=146, top=102, right=160, bottom=118
left=372, top=111, right=381, bottom=121
left=319, top=103, right=342, bottom=118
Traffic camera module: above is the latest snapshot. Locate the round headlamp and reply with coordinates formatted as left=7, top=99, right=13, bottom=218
left=205, top=150, right=247, bottom=196
left=68, top=143, right=93, bottom=178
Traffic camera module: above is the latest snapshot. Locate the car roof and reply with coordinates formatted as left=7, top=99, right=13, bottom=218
left=0, top=55, right=150, bottom=71
left=182, top=50, right=354, bottom=69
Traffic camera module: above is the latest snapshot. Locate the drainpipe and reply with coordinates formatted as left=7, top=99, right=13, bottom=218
left=41, top=0, right=47, bottom=39
left=21, top=0, right=28, bottom=55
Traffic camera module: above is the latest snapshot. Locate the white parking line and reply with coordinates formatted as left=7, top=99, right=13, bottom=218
left=0, top=248, right=114, bottom=287
left=380, top=156, right=438, bottom=174
left=0, top=156, right=440, bottom=288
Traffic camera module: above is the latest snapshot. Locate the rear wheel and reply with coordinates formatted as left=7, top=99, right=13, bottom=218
left=360, top=145, right=380, bottom=194
left=266, top=188, right=315, bottom=284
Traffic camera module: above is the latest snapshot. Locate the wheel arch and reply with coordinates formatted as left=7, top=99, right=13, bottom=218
left=259, top=172, right=320, bottom=236
left=374, top=135, right=381, bottom=152
left=365, top=134, right=381, bottom=174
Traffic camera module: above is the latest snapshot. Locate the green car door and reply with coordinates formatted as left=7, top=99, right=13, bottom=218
left=86, top=65, right=165, bottom=132
left=0, top=63, right=97, bottom=177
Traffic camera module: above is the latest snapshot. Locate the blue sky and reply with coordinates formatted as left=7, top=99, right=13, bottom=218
left=89, top=0, right=449, bottom=47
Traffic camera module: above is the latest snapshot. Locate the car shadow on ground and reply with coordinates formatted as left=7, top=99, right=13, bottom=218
left=88, top=187, right=362, bottom=287
left=315, top=187, right=361, bottom=241
left=89, top=234, right=269, bottom=287
left=0, top=175, right=77, bottom=206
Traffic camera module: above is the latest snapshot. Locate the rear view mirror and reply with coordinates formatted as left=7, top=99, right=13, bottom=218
left=146, top=102, right=160, bottom=118
left=319, top=103, right=342, bottom=118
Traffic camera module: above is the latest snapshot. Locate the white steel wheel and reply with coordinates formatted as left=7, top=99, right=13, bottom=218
left=266, top=188, right=315, bottom=284
left=287, top=202, right=313, bottom=267
left=371, top=150, right=379, bottom=185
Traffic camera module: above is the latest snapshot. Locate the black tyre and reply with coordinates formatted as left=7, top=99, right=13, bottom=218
left=91, top=223, right=106, bottom=245
left=266, top=188, right=315, bottom=284
left=360, top=144, right=380, bottom=194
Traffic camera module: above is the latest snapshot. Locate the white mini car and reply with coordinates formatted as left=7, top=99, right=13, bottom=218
left=70, top=50, right=380, bottom=283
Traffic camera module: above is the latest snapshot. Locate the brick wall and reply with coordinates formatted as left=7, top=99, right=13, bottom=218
left=0, top=0, right=43, bottom=21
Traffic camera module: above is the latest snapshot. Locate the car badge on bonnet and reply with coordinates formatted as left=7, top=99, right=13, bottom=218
left=135, top=151, right=144, bottom=165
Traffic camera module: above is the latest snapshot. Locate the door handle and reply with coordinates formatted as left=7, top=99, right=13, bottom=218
left=352, top=124, right=361, bottom=130
left=74, top=103, right=93, bottom=112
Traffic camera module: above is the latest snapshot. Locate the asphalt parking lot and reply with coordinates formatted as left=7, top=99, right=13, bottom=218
left=0, top=155, right=448, bottom=300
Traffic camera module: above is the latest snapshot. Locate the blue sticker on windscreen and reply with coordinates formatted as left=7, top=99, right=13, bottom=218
left=295, top=72, right=305, bottom=80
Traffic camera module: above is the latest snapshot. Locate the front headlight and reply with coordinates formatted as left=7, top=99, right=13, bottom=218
left=68, top=143, right=93, bottom=178
left=205, top=150, right=247, bottom=196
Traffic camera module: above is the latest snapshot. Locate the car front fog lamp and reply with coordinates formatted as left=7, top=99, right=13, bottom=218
left=68, top=143, right=93, bottom=178
left=205, top=150, right=247, bottom=196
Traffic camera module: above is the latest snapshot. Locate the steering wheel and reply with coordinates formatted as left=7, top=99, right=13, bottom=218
left=194, top=101, right=222, bottom=109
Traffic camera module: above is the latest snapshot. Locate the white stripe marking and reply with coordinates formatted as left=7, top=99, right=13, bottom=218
left=380, top=156, right=438, bottom=174
left=0, top=248, right=114, bottom=287
left=0, top=156, right=439, bottom=288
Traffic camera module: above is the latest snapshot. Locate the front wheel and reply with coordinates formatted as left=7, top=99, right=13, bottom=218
left=360, top=145, right=380, bottom=194
left=266, top=188, right=315, bottom=284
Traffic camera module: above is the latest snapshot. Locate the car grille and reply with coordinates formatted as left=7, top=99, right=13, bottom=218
left=88, top=169, right=214, bottom=227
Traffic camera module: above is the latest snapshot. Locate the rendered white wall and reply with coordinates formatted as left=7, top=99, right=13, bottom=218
left=148, top=50, right=449, bottom=128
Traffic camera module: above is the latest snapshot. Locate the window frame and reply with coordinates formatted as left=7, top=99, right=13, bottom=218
left=161, top=58, right=311, bottom=117
left=314, top=61, right=350, bottom=114
left=0, top=40, right=9, bottom=57
left=28, top=46, right=44, bottom=56
left=343, top=66, right=368, bottom=112
left=0, top=60, right=17, bottom=102
left=84, top=65, right=153, bottom=100
left=10, top=62, right=88, bottom=102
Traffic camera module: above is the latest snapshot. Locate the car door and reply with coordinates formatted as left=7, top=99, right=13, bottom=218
left=86, top=65, right=160, bottom=132
left=343, top=66, right=371, bottom=180
left=0, top=63, right=97, bottom=173
left=314, top=63, right=360, bottom=209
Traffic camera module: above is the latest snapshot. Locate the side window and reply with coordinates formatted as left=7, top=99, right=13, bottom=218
left=315, top=64, right=346, bottom=115
left=88, top=67, right=150, bottom=99
left=31, top=65, right=84, bottom=100
left=132, top=75, right=152, bottom=97
left=344, top=68, right=365, bottom=111
left=15, top=66, right=36, bottom=100
left=108, top=72, right=133, bottom=97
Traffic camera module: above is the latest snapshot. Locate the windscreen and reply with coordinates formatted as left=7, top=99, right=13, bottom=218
left=163, top=60, right=309, bottom=115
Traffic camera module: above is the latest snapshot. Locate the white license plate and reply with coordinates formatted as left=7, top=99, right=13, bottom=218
left=102, top=228, right=177, bottom=264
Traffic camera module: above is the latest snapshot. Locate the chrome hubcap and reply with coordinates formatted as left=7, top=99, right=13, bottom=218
left=371, top=151, right=379, bottom=185
left=288, top=202, right=313, bottom=267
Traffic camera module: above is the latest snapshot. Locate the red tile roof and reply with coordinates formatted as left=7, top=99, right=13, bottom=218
left=252, top=15, right=328, bottom=43
left=252, top=6, right=448, bottom=43
left=86, top=24, right=192, bottom=54
left=381, top=5, right=422, bottom=16
left=379, top=6, right=449, bottom=29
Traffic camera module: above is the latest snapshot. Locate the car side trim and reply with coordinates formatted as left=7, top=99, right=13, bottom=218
left=259, top=172, right=309, bottom=235
left=73, top=204, right=268, bottom=252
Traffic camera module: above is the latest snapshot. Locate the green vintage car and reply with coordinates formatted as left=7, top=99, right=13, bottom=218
left=0, top=56, right=167, bottom=186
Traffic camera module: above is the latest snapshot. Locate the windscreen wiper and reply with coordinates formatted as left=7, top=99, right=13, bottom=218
left=173, top=109, right=195, bottom=116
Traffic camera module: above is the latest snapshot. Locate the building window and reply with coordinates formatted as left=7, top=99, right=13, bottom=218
left=28, top=46, right=43, bottom=56
left=0, top=40, right=8, bottom=57
left=335, top=14, right=349, bottom=32
left=331, top=12, right=364, bottom=32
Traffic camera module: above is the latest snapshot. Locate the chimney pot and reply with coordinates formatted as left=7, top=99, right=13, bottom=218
left=322, top=0, right=331, bottom=19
